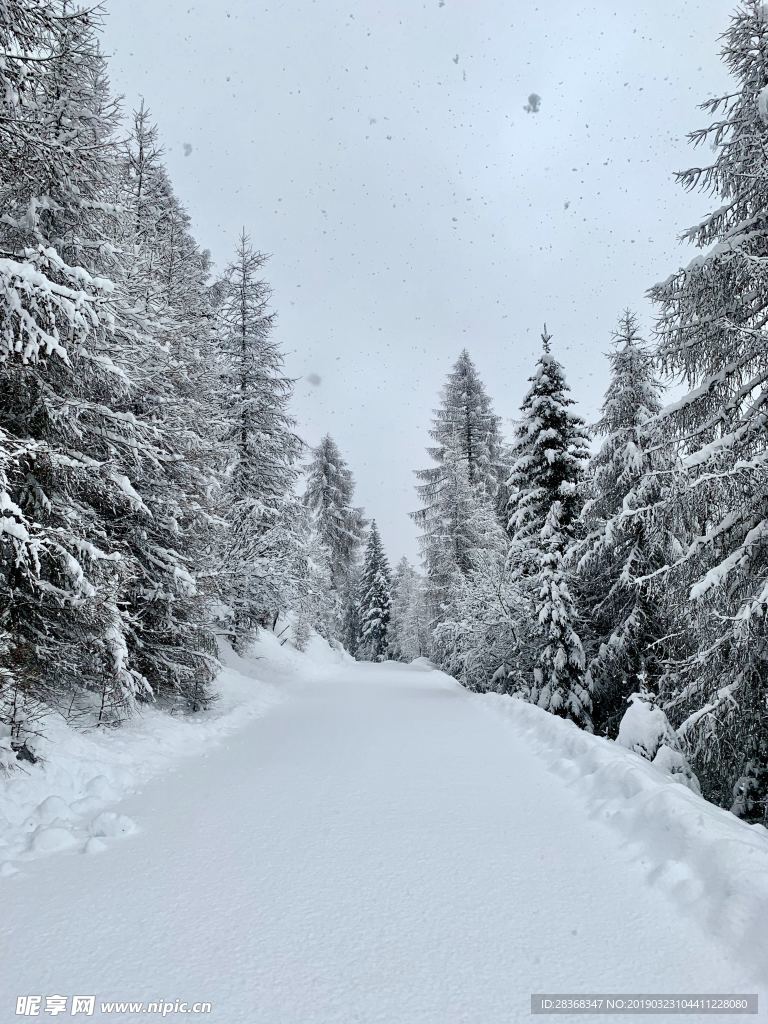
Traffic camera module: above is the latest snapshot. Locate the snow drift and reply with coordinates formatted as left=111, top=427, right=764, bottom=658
left=481, top=690, right=768, bottom=982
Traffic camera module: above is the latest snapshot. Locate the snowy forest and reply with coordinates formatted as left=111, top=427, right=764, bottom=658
left=2, top=0, right=768, bottom=837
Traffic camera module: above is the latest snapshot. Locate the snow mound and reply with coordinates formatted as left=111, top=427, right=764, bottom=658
left=617, top=693, right=700, bottom=793
left=617, top=693, right=677, bottom=759
left=27, top=825, right=79, bottom=854
left=481, top=692, right=768, bottom=981
left=410, top=657, right=439, bottom=671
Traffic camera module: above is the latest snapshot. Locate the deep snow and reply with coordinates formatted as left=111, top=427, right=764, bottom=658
left=1, top=640, right=766, bottom=1023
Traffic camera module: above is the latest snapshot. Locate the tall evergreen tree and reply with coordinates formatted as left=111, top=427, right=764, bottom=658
left=357, top=522, right=392, bottom=661
left=304, top=435, right=366, bottom=581
left=504, top=329, right=592, bottom=727
left=419, top=349, right=506, bottom=499
left=413, top=351, right=507, bottom=624
left=575, top=312, right=674, bottom=734
left=303, top=434, right=367, bottom=641
left=647, top=0, right=768, bottom=815
left=215, top=230, right=302, bottom=649
left=111, top=103, right=220, bottom=710
left=507, top=329, right=590, bottom=566
left=0, top=1, right=155, bottom=727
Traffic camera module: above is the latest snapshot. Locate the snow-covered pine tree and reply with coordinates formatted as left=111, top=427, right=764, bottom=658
left=423, top=440, right=508, bottom=620
left=507, top=328, right=591, bottom=568
left=647, top=0, right=768, bottom=811
left=423, top=439, right=511, bottom=683
left=357, top=521, right=392, bottom=661
left=388, top=557, right=429, bottom=662
left=110, top=103, right=220, bottom=709
left=290, top=507, right=336, bottom=649
left=303, top=434, right=367, bottom=639
left=575, top=312, right=674, bottom=735
left=504, top=328, right=592, bottom=726
left=534, top=501, right=592, bottom=729
left=413, top=353, right=507, bottom=629
left=0, top=1, right=154, bottom=727
left=419, top=349, right=507, bottom=498
left=215, top=230, right=302, bottom=649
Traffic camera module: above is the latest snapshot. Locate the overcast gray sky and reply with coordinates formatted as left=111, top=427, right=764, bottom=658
left=105, top=0, right=730, bottom=563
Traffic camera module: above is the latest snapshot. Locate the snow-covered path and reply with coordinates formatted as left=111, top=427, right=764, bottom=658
left=2, top=659, right=762, bottom=1023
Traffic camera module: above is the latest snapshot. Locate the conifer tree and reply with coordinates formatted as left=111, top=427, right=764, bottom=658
left=112, top=103, right=220, bottom=709
left=413, top=352, right=507, bottom=625
left=507, top=328, right=591, bottom=566
left=647, top=0, right=768, bottom=809
left=0, top=1, right=153, bottom=727
left=216, top=230, right=302, bottom=649
left=303, top=434, right=367, bottom=641
left=304, top=435, right=366, bottom=579
left=418, top=349, right=506, bottom=499
left=533, top=502, right=592, bottom=728
left=504, top=329, right=592, bottom=726
left=357, top=522, right=392, bottom=661
left=575, top=312, right=674, bottom=734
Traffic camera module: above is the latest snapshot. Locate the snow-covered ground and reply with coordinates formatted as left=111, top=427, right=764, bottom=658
left=2, top=641, right=766, bottom=1023
left=0, top=635, right=299, bottom=872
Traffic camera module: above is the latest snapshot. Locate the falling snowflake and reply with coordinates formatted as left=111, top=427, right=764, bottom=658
left=524, top=93, right=541, bottom=114
left=183, top=142, right=193, bottom=156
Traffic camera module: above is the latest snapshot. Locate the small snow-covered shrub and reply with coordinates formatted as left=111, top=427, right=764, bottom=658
left=618, top=693, right=700, bottom=793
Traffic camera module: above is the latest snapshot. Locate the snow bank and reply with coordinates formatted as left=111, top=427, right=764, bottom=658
left=0, top=630, right=347, bottom=873
left=480, top=692, right=768, bottom=981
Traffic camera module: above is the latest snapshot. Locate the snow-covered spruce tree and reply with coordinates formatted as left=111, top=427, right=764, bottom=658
left=388, top=557, right=429, bottom=662
left=357, top=521, right=392, bottom=661
left=427, top=439, right=507, bottom=595
left=215, top=230, right=302, bottom=650
left=303, top=434, right=367, bottom=641
left=0, top=1, right=158, bottom=727
left=425, top=443, right=510, bottom=686
left=413, top=350, right=508, bottom=626
left=291, top=511, right=336, bottom=651
left=534, top=502, right=592, bottom=729
left=431, top=546, right=533, bottom=691
left=647, top=0, right=768, bottom=814
left=507, top=329, right=590, bottom=568
left=574, top=312, right=675, bottom=735
left=504, top=329, right=592, bottom=726
left=109, top=103, right=221, bottom=709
